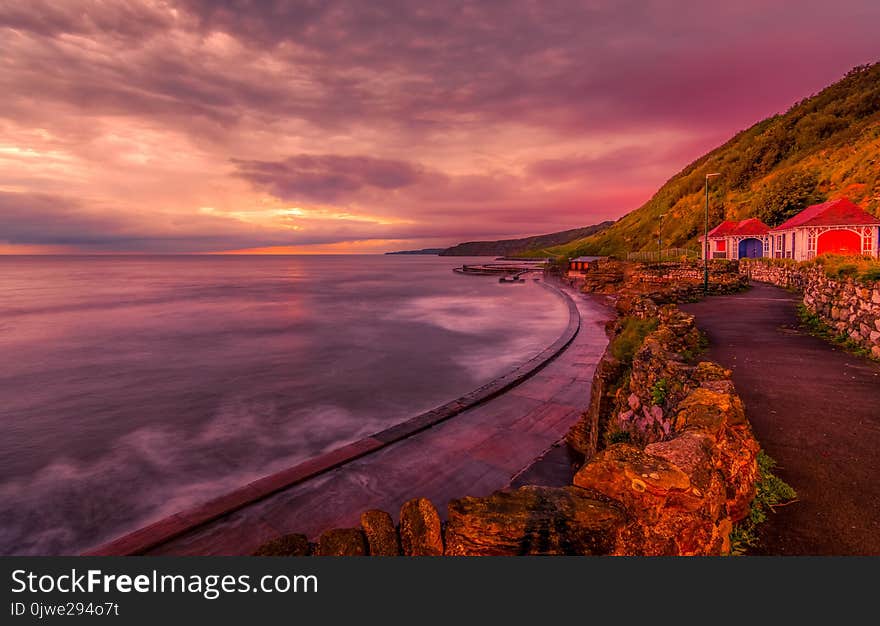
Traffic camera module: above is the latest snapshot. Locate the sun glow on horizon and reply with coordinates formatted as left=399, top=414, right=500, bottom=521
left=212, top=239, right=425, bottom=255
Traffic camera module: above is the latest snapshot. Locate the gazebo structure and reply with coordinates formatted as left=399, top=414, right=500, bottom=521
left=768, top=197, right=880, bottom=260
left=700, top=218, right=771, bottom=260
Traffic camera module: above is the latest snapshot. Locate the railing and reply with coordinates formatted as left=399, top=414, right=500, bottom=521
left=627, top=248, right=700, bottom=263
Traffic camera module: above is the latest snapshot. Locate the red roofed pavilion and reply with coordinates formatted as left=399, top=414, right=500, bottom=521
left=769, top=198, right=880, bottom=260
left=700, top=218, right=771, bottom=260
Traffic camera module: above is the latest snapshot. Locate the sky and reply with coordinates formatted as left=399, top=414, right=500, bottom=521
left=1, top=1, right=879, bottom=254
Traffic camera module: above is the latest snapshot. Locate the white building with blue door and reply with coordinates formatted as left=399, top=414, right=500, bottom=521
left=700, top=218, right=771, bottom=260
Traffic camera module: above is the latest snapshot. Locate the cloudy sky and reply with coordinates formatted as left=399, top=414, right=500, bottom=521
left=1, top=1, right=878, bottom=254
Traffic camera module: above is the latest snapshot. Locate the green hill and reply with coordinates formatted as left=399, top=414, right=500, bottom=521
left=439, top=221, right=614, bottom=256
left=548, top=62, right=880, bottom=259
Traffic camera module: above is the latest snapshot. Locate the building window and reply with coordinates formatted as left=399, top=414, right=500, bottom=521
left=716, top=240, right=726, bottom=252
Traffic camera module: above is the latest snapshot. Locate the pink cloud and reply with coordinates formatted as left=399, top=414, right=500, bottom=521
left=0, top=1, right=878, bottom=252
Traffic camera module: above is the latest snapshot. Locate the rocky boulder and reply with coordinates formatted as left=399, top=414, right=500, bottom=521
left=573, top=442, right=730, bottom=555
left=399, top=498, right=444, bottom=556
left=252, top=533, right=311, bottom=556
left=316, top=528, right=367, bottom=556
left=674, top=388, right=746, bottom=436
left=445, top=486, right=626, bottom=556
left=360, top=509, right=400, bottom=556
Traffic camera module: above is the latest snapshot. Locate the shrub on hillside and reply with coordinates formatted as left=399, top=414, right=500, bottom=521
left=753, top=170, right=826, bottom=227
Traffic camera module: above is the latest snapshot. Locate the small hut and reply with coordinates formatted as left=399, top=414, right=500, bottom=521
left=700, top=218, right=771, bottom=260
left=568, top=256, right=603, bottom=272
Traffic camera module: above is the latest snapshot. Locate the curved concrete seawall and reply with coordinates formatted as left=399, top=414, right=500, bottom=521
left=85, top=280, right=595, bottom=556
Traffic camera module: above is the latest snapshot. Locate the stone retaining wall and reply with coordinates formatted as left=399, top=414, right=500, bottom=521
left=563, top=259, right=746, bottom=297
left=629, top=260, right=741, bottom=285
left=740, top=259, right=880, bottom=359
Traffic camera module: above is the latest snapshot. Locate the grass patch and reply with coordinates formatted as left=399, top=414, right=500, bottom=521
left=797, top=304, right=873, bottom=359
left=649, top=379, right=669, bottom=406
left=609, top=316, right=659, bottom=363
left=729, top=451, right=797, bottom=555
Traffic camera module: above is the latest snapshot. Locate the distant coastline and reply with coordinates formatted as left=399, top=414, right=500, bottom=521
left=384, top=248, right=445, bottom=255
left=385, top=220, right=614, bottom=257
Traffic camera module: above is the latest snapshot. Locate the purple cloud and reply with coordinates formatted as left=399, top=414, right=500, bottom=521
left=232, top=154, right=427, bottom=203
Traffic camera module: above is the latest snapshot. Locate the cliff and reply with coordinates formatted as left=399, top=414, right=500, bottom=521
left=439, top=221, right=614, bottom=256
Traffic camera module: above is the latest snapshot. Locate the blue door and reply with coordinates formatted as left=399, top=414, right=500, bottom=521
left=738, top=238, right=763, bottom=258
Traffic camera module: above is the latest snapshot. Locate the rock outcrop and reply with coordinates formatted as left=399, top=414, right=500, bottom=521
left=445, top=486, right=626, bottom=555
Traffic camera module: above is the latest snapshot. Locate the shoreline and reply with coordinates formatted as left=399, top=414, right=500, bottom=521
left=84, top=279, right=586, bottom=556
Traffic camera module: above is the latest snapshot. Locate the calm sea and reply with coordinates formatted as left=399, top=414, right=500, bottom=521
left=0, top=255, right=568, bottom=555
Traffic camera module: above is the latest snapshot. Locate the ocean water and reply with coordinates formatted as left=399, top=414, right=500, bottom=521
left=0, top=255, right=568, bottom=555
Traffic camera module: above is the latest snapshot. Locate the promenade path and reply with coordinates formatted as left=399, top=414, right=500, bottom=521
left=682, top=282, right=880, bottom=555
left=100, top=286, right=611, bottom=555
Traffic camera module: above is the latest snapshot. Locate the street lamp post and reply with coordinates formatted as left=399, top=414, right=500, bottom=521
left=658, top=213, right=665, bottom=263
left=704, top=173, right=721, bottom=293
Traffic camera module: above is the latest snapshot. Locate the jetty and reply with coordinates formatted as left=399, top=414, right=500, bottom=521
left=453, top=260, right=546, bottom=277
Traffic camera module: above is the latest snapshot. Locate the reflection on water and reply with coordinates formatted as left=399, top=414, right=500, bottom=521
left=0, top=255, right=568, bottom=554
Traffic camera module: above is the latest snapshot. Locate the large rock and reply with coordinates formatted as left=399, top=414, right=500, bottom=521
left=252, top=533, right=311, bottom=556
left=567, top=351, right=624, bottom=457
left=360, top=509, right=400, bottom=556
left=691, top=361, right=732, bottom=383
left=316, top=528, right=367, bottom=556
left=573, top=442, right=730, bottom=555
left=669, top=388, right=757, bottom=521
left=714, top=423, right=760, bottom=522
left=674, top=388, right=746, bottom=436
left=445, top=486, right=626, bottom=556
left=573, top=443, right=693, bottom=511
left=399, top=498, right=444, bottom=556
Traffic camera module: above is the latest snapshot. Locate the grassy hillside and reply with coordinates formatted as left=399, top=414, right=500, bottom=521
left=439, top=221, right=614, bottom=256
left=548, top=62, right=880, bottom=259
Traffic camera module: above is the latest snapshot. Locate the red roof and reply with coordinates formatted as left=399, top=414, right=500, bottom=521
left=704, top=218, right=770, bottom=238
left=730, top=217, right=771, bottom=236
left=772, top=198, right=880, bottom=231
left=705, top=220, right=738, bottom=238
